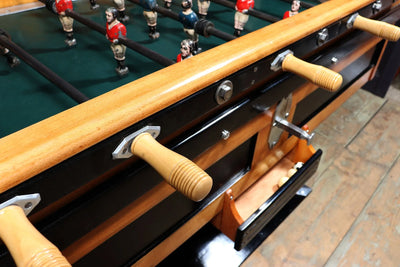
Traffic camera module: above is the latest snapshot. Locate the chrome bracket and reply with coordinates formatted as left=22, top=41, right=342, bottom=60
left=270, top=50, right=293, bottom=71
left=273, top=116, right=314, bottom=145
left=112, top=125, right=161, bottom=159
left=372, top=0, right=382, bottom=13
left=317, top=28, right=329, bottom=46
left=0, top=193, right=41, bottom=216
left=268, top=94, right=292, bottom=148
left=346, top=13, right=359, bottom=29
left=268, top=94, right=314, bottom=148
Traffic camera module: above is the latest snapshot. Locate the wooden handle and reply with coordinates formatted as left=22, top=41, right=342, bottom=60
left=131, top=132, right=213, bottom=202
left=354, top=15, right=400, bottom=42
left=0, top=205, right=71, bottom=267
left=282, top=53, right=343, bottom=92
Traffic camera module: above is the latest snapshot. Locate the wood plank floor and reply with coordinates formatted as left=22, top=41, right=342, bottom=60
left=242, top=76, right=400, bottom=267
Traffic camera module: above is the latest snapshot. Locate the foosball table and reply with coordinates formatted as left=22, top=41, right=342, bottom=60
left=0, top=0, right=399, bottom=266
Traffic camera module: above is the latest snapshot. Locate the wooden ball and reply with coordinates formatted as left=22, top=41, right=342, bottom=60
left=288, top=168, right=297, bottom=177
left=278, top=176, right=289, bottom=187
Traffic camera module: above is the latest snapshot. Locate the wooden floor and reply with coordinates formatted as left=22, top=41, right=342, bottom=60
left=242, top=76, right=400, bottom=267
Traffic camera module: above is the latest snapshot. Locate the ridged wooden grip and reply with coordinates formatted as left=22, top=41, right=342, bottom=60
left=282, top=53, right=343, bottom=92
left=354, top=15, right=400, bottom=42
left=130, top=132, right=213, bottom=201
left=0, top=205, right=71, bottom=267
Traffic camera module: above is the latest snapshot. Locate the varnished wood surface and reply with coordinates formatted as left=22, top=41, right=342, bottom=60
left=242, top=79, right=400, bottom=266
left=0, top=0, right=43, bottom=15
left=0, top=0, right=378, bottom=194
left=0, top=0, right=39, bottom=9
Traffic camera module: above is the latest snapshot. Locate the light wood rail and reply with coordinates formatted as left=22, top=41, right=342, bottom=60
left=0, top=0, right=39, bottom=9
left=0, top=0, right=377, bottom=194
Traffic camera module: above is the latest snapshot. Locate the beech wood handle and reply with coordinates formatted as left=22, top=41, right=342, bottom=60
left=354, top=15, right=400, bottom=42
left=131, top=132, right=213, bottom=201
left=0, top=205, right=71, bottom=267
left=282, top=53, right=343, bottom=92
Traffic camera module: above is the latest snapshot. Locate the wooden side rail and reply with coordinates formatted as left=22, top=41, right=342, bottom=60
left=0, top=0, right=377, bottom=195
left=0, top=0, right=39, bottom=9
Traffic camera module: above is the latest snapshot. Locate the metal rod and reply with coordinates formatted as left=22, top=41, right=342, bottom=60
left=0, top=33, right=89, bottom=103
left=64, top=9, right=175, bottom=66
left=128, top=0, right=236, bottom=41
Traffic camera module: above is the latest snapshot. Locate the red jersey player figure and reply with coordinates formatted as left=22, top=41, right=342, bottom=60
left=234, top=0, right=254, bottom=37
left=283, top=0, right=300, bottom=19
left=176, top=39, right=194, bottom=62
left=105, top=7, right=129, bottom=76
left=55, top=0, right=76, bottom=46
left=198, top=0, right=210, bottom=19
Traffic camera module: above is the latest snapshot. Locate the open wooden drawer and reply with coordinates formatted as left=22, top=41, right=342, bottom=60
left=212, top=139, right=322, bottom=250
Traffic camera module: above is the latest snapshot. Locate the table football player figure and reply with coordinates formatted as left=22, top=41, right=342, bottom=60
left=233, top=0, right=254, bottom=37
left=178, top=0, right=201, bottom=54
left=105, top=7, right=129, bottom=76
left=198, top=0, right=210, bottom=19
left=1, top=46, right=20, bottom=68
left=164, top=0, right=172, bottom=9
left=283, top=0, right=300, bottom=19
left=140, top=0, right=160, bottom=39
left=55, top=0, right=76, bottom=47
left=113, top=0, right=130, bottom=23
left=0, top=31, right=20, bottom=68
left=89, top=0, right=100, bottom=10
left=176, top=39, right=194, bottom=62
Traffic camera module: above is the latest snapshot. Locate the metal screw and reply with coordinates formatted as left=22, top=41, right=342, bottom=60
left=221, top=130, right=230, bottom=140
left=215, top=80, right=233, bottom=104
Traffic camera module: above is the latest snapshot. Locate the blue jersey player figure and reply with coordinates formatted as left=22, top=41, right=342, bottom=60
left=178, top=0, right=201, bottom=54
left=140, top=0, right=160, bottom=39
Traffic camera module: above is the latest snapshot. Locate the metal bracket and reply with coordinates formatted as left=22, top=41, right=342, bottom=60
left=372, top=0, right=382, bottom=13
left=270, top=50, right=293, bottom=72
left=273, top=116, right=314, bottom=145
left=0, top=194, right=41, bottom=216
left=317, top=28, right=329, bottom=46
left=347, top=13, right=359, bottom=29
left=296, top=185, right=312, bottom=197
left=268, top=95, right=292, bottom=148
left=268, top=94, right=314, bottom=148
left=112, top=126, right=161, bottom=159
